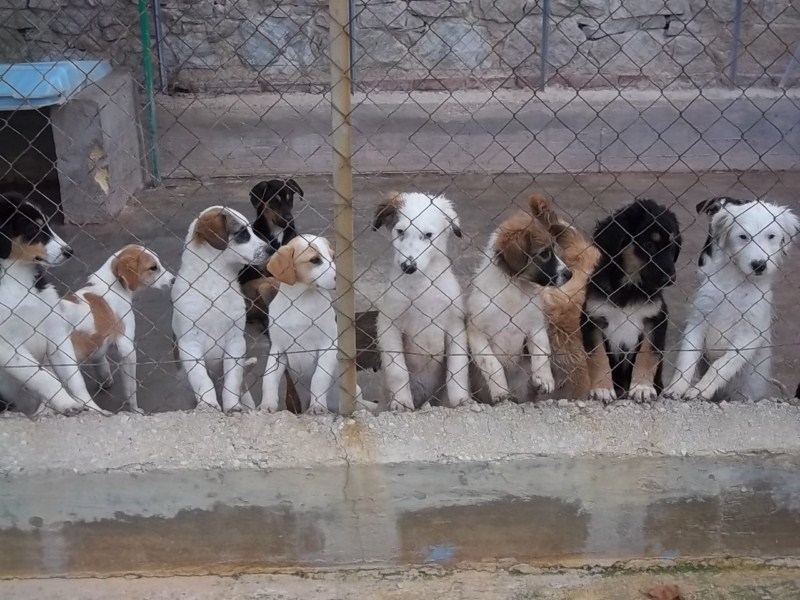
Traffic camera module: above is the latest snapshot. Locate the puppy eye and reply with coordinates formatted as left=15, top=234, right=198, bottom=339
left=396, top=229, right=405, bottom=236
left=768, top=234, right=776, bottom=240
left=739, top=234, right=748, bottom=241
left=424, top=232, right=433, bottom=239
left=539, top=248, right=552, bottom=260
left=149, top=265, right=159, bottom=271
left=309, top=257, right=322, bottom=265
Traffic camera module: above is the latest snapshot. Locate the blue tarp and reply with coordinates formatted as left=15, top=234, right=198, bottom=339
left=0, top=60, right=112, bottom=111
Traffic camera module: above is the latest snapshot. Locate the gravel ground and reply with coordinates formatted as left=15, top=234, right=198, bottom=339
left=3, top=398, right=800, bottom=476
left=2, top=565, right=800, bottom=599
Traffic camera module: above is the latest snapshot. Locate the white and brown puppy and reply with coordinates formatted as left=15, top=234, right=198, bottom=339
left=172, top=206, right=269, bottom=412
left=467, top=194, right=573, bottom=404
left=61, top=245, right=174, bottom=413
left=261, top=234, right=362, bottom=414
left=0, top=193, right=104, bottom=416
left=372, top=191, right=470, bottom=411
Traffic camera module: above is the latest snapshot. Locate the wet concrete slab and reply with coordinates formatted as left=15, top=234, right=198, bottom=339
left=3, top=455, right=800, bottom=577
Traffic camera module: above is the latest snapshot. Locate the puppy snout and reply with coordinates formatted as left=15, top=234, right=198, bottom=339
left=62, top=246, right=74, bottom=258
left=400, top=260, right=417, bottom=274
left=560, top=267, right=573, bottom=283
left=751, top=259, right=767, bottom=275
left=170, top=276, right=177, bottom=285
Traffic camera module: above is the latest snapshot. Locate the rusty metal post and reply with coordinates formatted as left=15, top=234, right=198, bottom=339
left=329, top=0, right=357, bottom=415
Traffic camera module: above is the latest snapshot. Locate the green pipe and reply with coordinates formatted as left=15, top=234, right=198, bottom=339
left=138, top=0, right=160, bottom=185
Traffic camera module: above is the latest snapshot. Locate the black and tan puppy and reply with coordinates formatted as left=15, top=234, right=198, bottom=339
left=238, top=179, right=304, bottom=325
left=581, top=199, right=681, bottom=404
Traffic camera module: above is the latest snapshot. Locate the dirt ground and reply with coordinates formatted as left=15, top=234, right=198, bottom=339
left=47, top=170, right=800, bottom=413
left=2, top=566, right=800, bottom=599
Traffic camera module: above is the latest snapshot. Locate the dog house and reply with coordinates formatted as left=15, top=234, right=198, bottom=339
left=0, top=61, right=144, bottom=224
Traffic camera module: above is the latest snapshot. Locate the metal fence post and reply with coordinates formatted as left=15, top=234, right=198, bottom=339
left=729, top=0, right=744, bottom=86
left=329, top=0, right=357, bottom=415
left=540, top=0, right=550, bottom=90
left=138, top=0, right=160, bottom=185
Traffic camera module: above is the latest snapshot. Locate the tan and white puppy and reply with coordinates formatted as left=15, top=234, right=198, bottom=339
left=172, top=206, right=269, bottom=412
left=61, top=245, right=174, bottom=413
left=372, top=191, right=470, bottom=411
left=467, top=195, right=573, bottom=404
left=261, top=234, right=362, bottom=414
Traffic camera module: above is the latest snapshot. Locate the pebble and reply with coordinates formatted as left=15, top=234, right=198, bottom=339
left=557, top=399, right=570, bottom=408
left=576, top=400, right=586, bottom=408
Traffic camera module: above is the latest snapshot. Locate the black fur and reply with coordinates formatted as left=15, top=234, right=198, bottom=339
left=696, top=196, right=753, bottom=267
left=238, top=179, right=304, bottom=289
left=581, top=199, right=682, bottom=397
left=0, top=192, right=59, bottom=412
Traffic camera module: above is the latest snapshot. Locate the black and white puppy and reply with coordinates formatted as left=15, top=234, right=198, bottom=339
left=238, top=179, right=304, bottom=325
left=0, top=192, right=105, bottom=416
left=581, top=199, right=682, bottom=404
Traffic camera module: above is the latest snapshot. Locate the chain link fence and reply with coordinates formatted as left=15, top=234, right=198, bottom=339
left=0, top=0, right=798, bottom=416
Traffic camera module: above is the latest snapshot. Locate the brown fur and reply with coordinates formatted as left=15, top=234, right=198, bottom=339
left=631, top=334, right=660, bottom=388
left=193, top=209, right=229, bottom=251
left=492, top=211, right=555, bottom=279
left=267, top=238, right=325, bottom=287
left=242, top=276, right=280, bottom=322
left=372, top=191, right=403, bottom=230
left=9, top=239, right=46, bottom=263
left=70, top=293, right=125, bottom=362
left=526, top=194, right=599, bottom=400
left=112, top=245, right=157, bottom=291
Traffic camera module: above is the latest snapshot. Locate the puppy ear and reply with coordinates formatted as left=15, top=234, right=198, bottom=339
left=112, top=252, right=141, bottom=291
left=437, top=198, right=463, bottom=238
left=194, top=210, right=229, bottom=251
left=710, top=210, right=735, bottom=249
left=673, top=231, right=683, bottom=262
left=373, top=192, right=401, bottom=231
left=0, top=197, right=20, bottom=259
left=286, top=178, right=304, bottom=199
left=450, top=215, right=463, bottom=238
left=249, top=182, right=269, bottom=211
left=495, top=226, right=532, bottom=278
left=267, top=244, right=297, bottom=285
left=777, top=208, right=800, bottom=255
left=592, top=212, right=627, bottom=259
left=696, top=197, right=751, bottom=217
left=529, top=194, right=559, bottom=228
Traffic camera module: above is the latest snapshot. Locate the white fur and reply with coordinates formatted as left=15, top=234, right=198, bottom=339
left=467, top=232, right=569, bottom=403
left=61, top=246, right=173, bottom=413
left=172, top=206, right=269, bottom=412
left=261, top=235, right=362, bottom=414
left=376, top=192, right=471, bottom=411
left=0, top=231, right=106, bottom=416
left=665, top=200, right=799, bottom=402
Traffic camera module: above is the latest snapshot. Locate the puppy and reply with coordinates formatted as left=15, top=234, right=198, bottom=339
left=664, top=197, right=799, bottom=402
left=172, top=206, right=269, bottom=412
left=467, top=194, right=572, bottom=404
left=61, top=245, right=174, bottom=413
left=239, top=179, right=304, bottom=324
left=581, top=199, right=682, bottom=403
left=373, top=191, right=470, bottom=411
left=261, top=234, right=362, bottom=414
left=0, top=193, right=104, bottom=415
left=540, top=205, right=601, bottom=400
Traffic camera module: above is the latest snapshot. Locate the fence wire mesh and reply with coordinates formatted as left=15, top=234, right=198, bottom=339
left=0, top=0, right=799, bottom=416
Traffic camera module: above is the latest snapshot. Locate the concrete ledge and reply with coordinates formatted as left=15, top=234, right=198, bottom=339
left=2, top=401, right=800, bottom=577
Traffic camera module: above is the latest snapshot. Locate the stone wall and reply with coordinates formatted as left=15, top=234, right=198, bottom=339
left=0, top=0, right=798, bottom=92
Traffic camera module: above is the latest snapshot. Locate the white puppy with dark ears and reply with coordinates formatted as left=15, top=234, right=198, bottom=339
left=172, top=206, right=269, bottom=412
left=61, top=244, right=174, bottom=413
left=260, top=234, right=363, bottom=414
left=372, top=191, right=471, bottom=411
left=664, top=197, right=800, bottom=402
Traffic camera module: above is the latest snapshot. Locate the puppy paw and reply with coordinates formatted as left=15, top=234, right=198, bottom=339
left=661, top=381, right=689, bottom=400
left=127, top=405, right=146, bottom=415
left=532, top=376, right=555, bottom=395
left=489, top=393, right=513, bottom=405
left=306, top=402, right=331, bottom=416
left=447, top=394, right=472, bottom=408
left=194, top=401, right=220, bottom=413
left=260, top=400, right=280, bottom=413
left=629, top=384, right=657, bottom=403
left=683, top=385, right=706, bottom=401
left=388, top=400, right=414, bottom=412
left=589, top=387, right=616, bottom=404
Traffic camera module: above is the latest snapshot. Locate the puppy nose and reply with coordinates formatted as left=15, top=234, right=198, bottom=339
left=400, top=260, right=417, bottom=274
left=561, top=268, right=573, bottom=282
left=62, top=246, right=74, bottom=258
left=751, top=260, right=767, bottom=275
left=170, top=276, right=177, bottom=285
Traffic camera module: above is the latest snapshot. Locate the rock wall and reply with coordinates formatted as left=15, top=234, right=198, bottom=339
left=0, top=0, right=798, bottom=92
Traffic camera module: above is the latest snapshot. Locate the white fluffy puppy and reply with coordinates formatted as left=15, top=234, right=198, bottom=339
left=372, top=191, right=471, bottom=411
left=172, top=206, right=268, bottom=412
left=665, top=197, right=799, bottom=402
